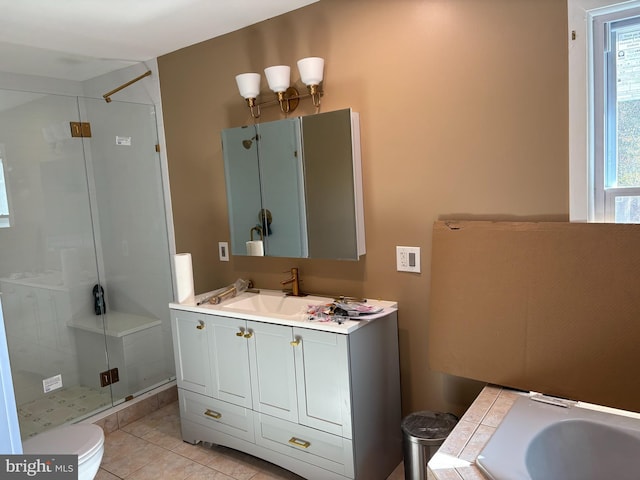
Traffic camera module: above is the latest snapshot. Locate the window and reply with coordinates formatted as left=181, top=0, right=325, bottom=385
left=568, top=0, right=640, bottom=223
left=0, top=146, right=9, bottom=228
left=596, top=11, right=640, bottom=222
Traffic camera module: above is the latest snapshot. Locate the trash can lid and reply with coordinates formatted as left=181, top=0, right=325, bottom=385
left=401, top=411, right=458, bottom=444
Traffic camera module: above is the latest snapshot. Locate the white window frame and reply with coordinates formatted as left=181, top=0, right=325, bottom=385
left=568, top=0, right=640, bottom=222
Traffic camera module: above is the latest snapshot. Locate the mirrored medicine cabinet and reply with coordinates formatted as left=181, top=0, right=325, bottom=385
left=221, top=108, right=365, bottom=260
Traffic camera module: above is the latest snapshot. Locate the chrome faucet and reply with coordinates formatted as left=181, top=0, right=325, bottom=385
left=281, top=267, right=303, bottom=296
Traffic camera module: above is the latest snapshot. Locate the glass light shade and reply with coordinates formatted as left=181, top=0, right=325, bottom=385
left=264, top=65, right=290, bottom=93
left=235, top=73, right=261, bottom=99
left=297, top=57, right=324, bottom=86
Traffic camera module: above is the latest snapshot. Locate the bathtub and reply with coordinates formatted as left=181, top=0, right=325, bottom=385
left=476, top=394, right=640, bottom=480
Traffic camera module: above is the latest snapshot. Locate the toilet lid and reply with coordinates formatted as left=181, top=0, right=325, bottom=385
left=23, top=425, right=104, bottom=463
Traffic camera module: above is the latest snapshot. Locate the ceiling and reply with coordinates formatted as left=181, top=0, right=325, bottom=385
left=0, top=0, right=318, bottom=81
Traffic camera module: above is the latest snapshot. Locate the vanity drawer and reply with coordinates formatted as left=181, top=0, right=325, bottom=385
left=179, top=389, right=254, bottom=443
left=255, top=413, right=354, bottom=478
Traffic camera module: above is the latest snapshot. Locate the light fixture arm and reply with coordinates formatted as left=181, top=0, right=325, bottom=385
left=276, top=87, right=300, bottom=113
left=307, top=84, right=321, bottom=107
left=246, top=97, right=261, bottom=119
left=252, top=87, right=321, bottom=112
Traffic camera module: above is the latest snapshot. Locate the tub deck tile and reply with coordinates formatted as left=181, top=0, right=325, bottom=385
left=483, top=394, right=517, bottom=428
left=439, top=419, right=477, bottom=457
left=429, top=467, right=464, bottom=480
left=428, top=385, right=521, bottom=480
left=459, top=388, right=499, bottom=424
left=459, top=425, right=496, bottom=463
left=456, top=465, right=486, bottom=480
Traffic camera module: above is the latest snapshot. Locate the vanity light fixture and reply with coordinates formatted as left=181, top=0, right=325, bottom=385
left=297, top=57, right=324, bottom=107
left=235, top=57, right=324, bottom=119
left=264, top=65, right=299, bottom=114
left=235, top=72, right=262, bottom=119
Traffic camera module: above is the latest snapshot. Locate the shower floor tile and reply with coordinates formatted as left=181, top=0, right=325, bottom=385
left=18, top=384, right=112, bottom=438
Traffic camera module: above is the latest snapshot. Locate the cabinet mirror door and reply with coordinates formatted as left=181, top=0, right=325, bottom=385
left=302, top=109, right=363, bottom=260
left=222, top=119, right=306, bottom=258
left=222, top=108, right=364, bottom=260
left=222, top=125, right=263, bottom=256
left=258, top=119, right=308, bottom=258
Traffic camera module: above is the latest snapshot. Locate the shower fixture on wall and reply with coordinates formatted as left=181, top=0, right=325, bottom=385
left=235, top=57, right=324, bottom=119
left=103, top=70, right=152, bottom=103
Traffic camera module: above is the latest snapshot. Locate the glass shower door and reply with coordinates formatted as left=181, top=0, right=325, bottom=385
left=0, top=91, right=111, bottom=438
left=77, top=97, right=174, bottom=404
left=0, top=91, right=175, bottom=440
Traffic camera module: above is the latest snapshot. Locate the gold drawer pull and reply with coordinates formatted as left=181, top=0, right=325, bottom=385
left=244, top=331, right=253, bottom=338
left=290, top=339, right=300, bottom=347
left=288, top=437, right=310, bottom=448
left=236, top=330, right=244, bottom=337
left=204, top=409, right=222, bottom=419
left=196, top=320, right=205, bottom=330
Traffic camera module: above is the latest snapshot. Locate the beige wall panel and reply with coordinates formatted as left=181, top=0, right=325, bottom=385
left=430, top=221, right=640, bottom=413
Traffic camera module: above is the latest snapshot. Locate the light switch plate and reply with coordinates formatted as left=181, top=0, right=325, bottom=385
left=396, top=246, right=421, bottom=273
left=218, top=242, right=229, bottom=261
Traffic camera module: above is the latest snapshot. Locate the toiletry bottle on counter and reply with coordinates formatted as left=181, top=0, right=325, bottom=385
left=93, top=284, right=106, bottom=315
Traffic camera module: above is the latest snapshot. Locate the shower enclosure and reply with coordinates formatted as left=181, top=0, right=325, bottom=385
left=0, top=89, right=175, bottom=439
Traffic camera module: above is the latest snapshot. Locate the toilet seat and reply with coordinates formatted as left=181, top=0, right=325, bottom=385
left=23, top=424, right=104, bottom=463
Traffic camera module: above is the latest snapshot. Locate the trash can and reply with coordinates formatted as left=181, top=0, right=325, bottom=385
left=401, top=411, right=458, bottom=480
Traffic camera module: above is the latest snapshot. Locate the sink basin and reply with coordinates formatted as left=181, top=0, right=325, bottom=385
left=221, top=291, right=333, bottom=317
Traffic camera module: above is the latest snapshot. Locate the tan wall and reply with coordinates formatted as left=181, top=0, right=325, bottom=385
left=158, top=0, right=569, bottom=417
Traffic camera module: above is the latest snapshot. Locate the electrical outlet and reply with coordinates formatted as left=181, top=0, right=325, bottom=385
left=218, top=242, right=229, bottom=261
left=396, top=246, right=421, bottom=273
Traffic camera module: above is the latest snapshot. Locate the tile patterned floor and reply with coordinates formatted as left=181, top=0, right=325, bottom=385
left=96, top=401, right=405, bottom=480
left=19, top=385, right=111, bottom=438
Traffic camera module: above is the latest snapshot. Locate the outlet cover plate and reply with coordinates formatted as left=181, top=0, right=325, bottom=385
left=396, top=246, right=421, bottom=273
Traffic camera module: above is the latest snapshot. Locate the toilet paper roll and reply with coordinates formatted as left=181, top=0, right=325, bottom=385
left=246, top=240, right=264, bottom=256
left=172, top=253, right=195, bottom=303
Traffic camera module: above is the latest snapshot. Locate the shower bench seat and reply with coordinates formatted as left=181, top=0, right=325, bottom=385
left=67, top=311, right=166, bottom=400
left=66, top=311, right=161, bottom=338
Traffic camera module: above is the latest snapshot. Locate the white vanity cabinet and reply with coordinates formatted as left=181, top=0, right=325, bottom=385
left=247, top=321, right=299, bottom=422
left=292, top=327, right=351, bottom=438
left=170, top=302, right=401, bottom=480
left=172, top=312, right=213, bottom=396
left=208, top=316, right=253, bottom=408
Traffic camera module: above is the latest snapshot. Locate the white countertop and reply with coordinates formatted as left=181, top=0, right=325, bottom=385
left=170, top=289, right=397, bottom=334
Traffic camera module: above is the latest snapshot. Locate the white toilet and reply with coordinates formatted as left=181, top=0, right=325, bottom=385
left=22, top=424, right=105, bottom=480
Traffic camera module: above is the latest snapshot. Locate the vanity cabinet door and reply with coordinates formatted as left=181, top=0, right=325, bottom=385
left=247, top=321, right=299, bottom=422
left=293, top=328, right=352, bottom=438
left=208, top=315, right=252, bottom=408
left=171, top=310, right=212, bottom=396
